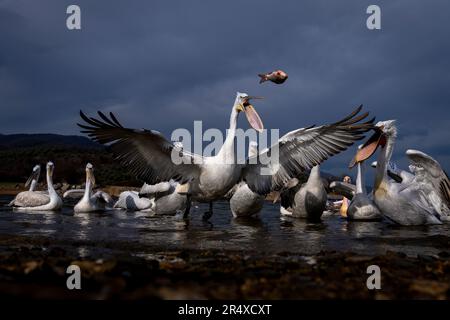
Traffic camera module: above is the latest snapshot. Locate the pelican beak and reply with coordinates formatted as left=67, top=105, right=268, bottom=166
left=349, top=128, right=386, bottom=168
left=242, top=96, right=264, bottom=133
left=272, top=191, right=281, bottom=204
left=25, top=167, right=39, bottom=188
left=47, top=166, right=54, bottom=177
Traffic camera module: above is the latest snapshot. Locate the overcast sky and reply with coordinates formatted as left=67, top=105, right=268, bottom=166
left=0, top=0, right=449, bottom=177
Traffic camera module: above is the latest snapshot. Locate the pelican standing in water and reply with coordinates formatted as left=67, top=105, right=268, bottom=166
left=63, top=163, right=113, bottom=213
left=228, top=141, right=265, bottom=218
left=78, top=93, right=373, bottom=220
left=14, top=162, right=62, bottom=211
left=352, top=120, right=442, bottom=225
left=8, top=164, right=48, bottom=207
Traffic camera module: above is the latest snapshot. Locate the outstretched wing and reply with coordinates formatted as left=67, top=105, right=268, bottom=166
left=406, top=149, right=450, bottom=207
left=78, top=111, right=202, bottom=185
left=243, top=106, right=374, bottom=194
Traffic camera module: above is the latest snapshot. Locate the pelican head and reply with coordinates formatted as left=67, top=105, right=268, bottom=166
left=85, top=163, right=95, bottom=187
left=349, top=120, right=397, bottom=168
left=234, top=92, right=264, bottom=133
left=25, top=164, right=41, bottom=188
left=47, top=162, right=54, bottom=176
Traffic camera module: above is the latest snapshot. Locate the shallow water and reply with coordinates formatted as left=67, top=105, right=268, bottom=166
left=0, top=195, right=448, bottom=257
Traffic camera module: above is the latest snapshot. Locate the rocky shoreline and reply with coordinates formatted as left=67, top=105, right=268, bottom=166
left=0, top=233, right=449, bottom=299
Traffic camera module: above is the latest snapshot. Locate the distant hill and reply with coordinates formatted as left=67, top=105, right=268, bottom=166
left=0, top=133, right=102, bottom=149
left=0, top=133, right=140, bottom=186
left=0, top=133, right=345, bottom=189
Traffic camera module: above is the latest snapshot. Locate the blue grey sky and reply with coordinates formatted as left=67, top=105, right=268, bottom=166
left=0, top=0, right=449, bottom=178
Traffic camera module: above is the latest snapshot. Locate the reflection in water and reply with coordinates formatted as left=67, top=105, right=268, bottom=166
left=0, top=195, right=449, bottom=256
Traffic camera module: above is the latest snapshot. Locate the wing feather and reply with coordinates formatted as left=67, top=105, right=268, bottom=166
left=243, top=106, right=374, bottom=194
left=78, top=111, right=202, bottom=185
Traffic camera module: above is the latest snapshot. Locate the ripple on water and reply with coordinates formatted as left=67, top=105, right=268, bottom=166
left=0, top=195, right=449, bottom=256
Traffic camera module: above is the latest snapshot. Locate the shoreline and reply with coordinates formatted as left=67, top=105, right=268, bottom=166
left=0, top=233, right=449, bottom=299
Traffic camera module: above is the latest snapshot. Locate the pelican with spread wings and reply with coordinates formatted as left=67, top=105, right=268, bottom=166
left=78, top=92, right=373, bottom=218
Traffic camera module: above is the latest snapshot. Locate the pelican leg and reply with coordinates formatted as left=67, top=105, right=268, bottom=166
left=202, top=202, right=213, bottom=221
left=183, top=194, right=191, bottom=219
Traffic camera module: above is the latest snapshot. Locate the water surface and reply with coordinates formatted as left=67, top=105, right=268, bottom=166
left=0, top=195, right=448, bottom=257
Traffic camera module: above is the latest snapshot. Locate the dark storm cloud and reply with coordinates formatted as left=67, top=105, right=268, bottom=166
left=0, top=0, right=449, bottom=178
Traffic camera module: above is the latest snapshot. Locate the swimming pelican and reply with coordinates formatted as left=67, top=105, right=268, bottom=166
left=229, top=141, right=265, bottom=217
left=7, top=164, right=49, bottom=207
left=280, top=165, right=327, bottom=221
left=138, top=180, right=187, bottom=215
left=352, top=120, right=441, bottom=225
left=63, top=163, right=113, bottom=212
left=14, top=162, right=62, bottom=211
left=78, top=93, right=373, bottom=219
left=113, top=190, right=153, bottom=212
left=331, top=156, right=381, bottom=221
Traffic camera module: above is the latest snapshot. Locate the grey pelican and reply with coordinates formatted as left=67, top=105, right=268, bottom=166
left=331, top=157, right=381, bottom=221
left=228, top=141, right=265, bottom=217
left=78, top=93, right=373, bottom=219
left=281, top=165, right=327, bottom=221
left=138, top=180, right=187, bottom=215
left=113, top=190, right=153, bottom=212
left=352, top=120, right=442, bottom=225
left=8, top=164, right=49, bottom=207
left=14, top=162, right=62, bottom=211
left=63, top=163, right=113, bottom=213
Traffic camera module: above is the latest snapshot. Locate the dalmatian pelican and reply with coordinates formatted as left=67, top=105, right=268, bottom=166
left=228, top=141, right=265, bottom=217
left=351, top=120, right=443, bottom=225
left=63, top=163, right=113, bottom=212
left=8, top=164, right=48, bottom=207
left=78, top=92, right=374, bottom=219
left=13, top=162, right=62, bottom=211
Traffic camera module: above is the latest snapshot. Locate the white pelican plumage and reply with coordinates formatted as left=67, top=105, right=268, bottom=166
left=113, top=190, right=153, bottom=212
left=8, top=164, right=49, bottom=207
left=228, top=141, right=265, bottom=218
left=352, top=120, right=442, bottom=225
left=78, top=92, right=373, bottom=219
left=63, top=163, right=113, bottom=213
left=14, top=162, right=62, bottom=211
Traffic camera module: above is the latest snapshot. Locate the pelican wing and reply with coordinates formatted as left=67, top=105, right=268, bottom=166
left=139, top=181, right=172, bottom=195
left=78, top=111, right=202, bottom=185
left=329, top=181, right=356, bottom=200
left=9, top=191, right=50, bottom=207
left=406, top=149, right=450, bottom=207
left=63, top=189, right=85, bottom=198
left=93, top=191, right=114, bottom=205
left=243, top=106, right=374, bottom=194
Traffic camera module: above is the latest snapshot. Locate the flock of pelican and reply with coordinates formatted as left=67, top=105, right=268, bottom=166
left=6, top=92, right=449, bottom=226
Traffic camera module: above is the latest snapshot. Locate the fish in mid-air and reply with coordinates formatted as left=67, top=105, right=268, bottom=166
left=258, top=70, right=288, bottom=84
